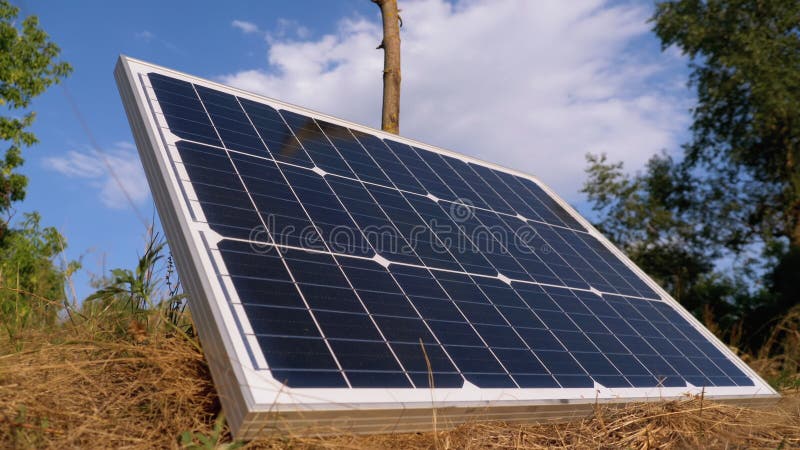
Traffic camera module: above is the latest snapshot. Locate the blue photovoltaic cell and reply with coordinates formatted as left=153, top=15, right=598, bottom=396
left=147, top=71, right=754, bottom=390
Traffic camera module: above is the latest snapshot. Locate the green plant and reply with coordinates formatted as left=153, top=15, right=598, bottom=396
left=0, top=212, right=75, bottom=343
left=6, top=405, right=53, bottom=448
left=179, top=414, right=242, bottom=450
left=84, top=231, right=188, bottom=340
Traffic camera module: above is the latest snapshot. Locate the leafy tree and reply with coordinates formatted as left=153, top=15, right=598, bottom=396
left=651, top=0, right=800, bottom=345
left=0, top=212, right=72, bottom=337
left=652, top=0, right=800, bottom=252
left=0, top=1, right=73, bottom=340
left=583, top=0, right=799, bottom=349
left=0, top=0, right=72, bottom=231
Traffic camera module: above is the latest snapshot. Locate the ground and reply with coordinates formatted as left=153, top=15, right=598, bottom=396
left=1, top=322, right=798, bottom=449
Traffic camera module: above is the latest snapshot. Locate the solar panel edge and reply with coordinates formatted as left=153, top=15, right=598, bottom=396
left=234, top=393, right=779, bottom=438
left=115, top=55, right=779, bottom=438
left=115, top=57, right=256, bottom=435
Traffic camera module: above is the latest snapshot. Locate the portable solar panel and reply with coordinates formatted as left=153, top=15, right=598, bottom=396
left=115, top=56, right=777, bottom=439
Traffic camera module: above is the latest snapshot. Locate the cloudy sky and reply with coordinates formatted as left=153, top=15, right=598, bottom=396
left=19, top=0, right=691, bottom=298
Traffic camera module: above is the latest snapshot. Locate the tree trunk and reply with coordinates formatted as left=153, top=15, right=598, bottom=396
left=786, top=139, right=800, bottom=249
left=791, top=207, right=800, bottom=249
left=373, top=0, right=401, bottom=134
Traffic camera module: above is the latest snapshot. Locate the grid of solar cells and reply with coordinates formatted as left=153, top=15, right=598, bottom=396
left=147, top=72, right=753, bottom=390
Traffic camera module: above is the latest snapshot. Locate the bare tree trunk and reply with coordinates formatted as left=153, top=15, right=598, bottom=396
left=373, top=0, right=401, bottom=134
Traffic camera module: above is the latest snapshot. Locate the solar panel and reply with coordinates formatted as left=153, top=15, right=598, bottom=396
left=115, top=56, right=777, bottom=438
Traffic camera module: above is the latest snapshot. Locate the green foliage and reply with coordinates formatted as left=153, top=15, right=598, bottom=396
left=0, top=3, right=73, bottom=346
left=86, top=237, right=165, bottom=316
left=0, top=0, right=71, bottom=226
left=652, top=0, right=800, bottom=249
left=8, top=406, right=51, bottom=448
left=582, top=153, right=698, bottom=254
left=84, top=232, right=188, bottom=339
left=739, top=246, right=800, bottom=350
left=179, top=414, right=243, bottom=450
left=583, top=0, right=800, bottom=350
left=0, top=212, right=73, bottom=340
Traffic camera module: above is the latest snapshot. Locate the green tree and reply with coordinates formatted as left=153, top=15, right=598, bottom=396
left=652, top=0, right=800, bottom=252
left=1, top=0, right=71, bottom=232
left=0, top=1, right=73, bottom=340
left=583, top=0, right=799, bottom=349
left=652, top=0, right=800, bottom=345
left=0, top=212, right=72, bottom=337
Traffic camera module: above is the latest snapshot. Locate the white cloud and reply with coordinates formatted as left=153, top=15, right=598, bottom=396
left=220, top=0, right=690, bottom=200
left=271, top=18, right=311, bottom=41
left=233, top=18, right=311, bottom=43
left=134, top=30, right=155, bottom=42
left=133, top=30, right=183, bottom=54
left=232, top=20, right=260, bottom=34
left=42, top=142, right=150, bottom=210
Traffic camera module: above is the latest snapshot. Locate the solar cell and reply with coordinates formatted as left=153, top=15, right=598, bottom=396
left=115, top=56, right=777, bottom=438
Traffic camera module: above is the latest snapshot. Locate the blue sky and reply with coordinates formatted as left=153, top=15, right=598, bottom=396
left=12, top=0, right=692, bottom=300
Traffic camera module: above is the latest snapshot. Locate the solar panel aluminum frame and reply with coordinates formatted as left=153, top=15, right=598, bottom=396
left=114, top=55, right=778, bottom=439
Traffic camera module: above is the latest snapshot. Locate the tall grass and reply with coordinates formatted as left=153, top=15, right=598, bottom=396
left=749, top=305, right=800, bottom=389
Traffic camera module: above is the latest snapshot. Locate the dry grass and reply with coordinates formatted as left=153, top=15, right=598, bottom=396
left=271, top=395, right=800, bottom=450
left=1, top=323, right=799, bottom=449
left=0, top=326, right=218, bottom=448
